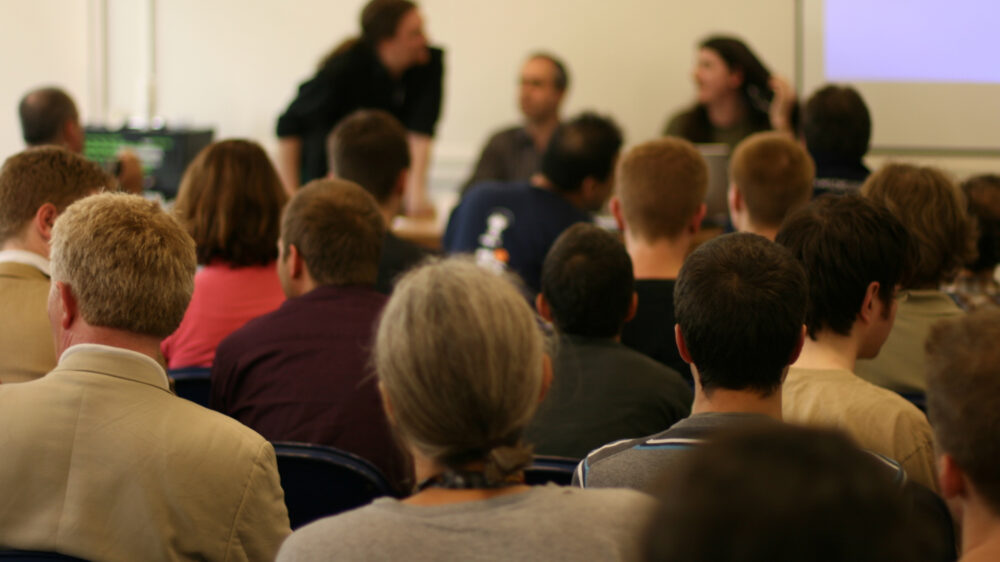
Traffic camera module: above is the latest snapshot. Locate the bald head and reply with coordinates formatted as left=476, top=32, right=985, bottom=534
left=18, top=87, right=83, bottom=153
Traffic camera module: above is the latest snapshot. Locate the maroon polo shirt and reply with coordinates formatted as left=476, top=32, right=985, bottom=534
left=211, top=284, right=410, bottom=491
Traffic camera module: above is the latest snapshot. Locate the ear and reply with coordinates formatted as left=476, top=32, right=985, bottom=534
left=674, top=324, right=693, bottom=364
left=938, top=453, right=967, bottom=501
left=858, top=281, right=881, bottom=325
left=579, top=177, right=599, bottom=203
left=609, top=195, right=625, bottom=232
left=34, top=203, right=59, bottom=243
left=787, top=324, right=807, bottom=366
left=288, top=243, right=306, bottom=280
left=394, top=169, right=409, bottom=198
left=377, top=381, right=395, bottom=425
left=727, top=68, right=745, bottom=90
left=623, top=291, right=638, bottom=324
left=63, top=119, right=84, bottom=153
left=535, top=293, right=554, bottom=323
left=538, top=354, right=554, bottom=403
left=55, top=281, right=78, bottom=330
left=690, top=202, right=707, bottom=234
left=728, top=182, right=743, bottom=214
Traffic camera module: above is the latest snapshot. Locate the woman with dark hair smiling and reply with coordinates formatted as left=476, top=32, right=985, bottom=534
left=277, top=258, right=655, bottom=561
left=664, top=35, right=796, bottom=150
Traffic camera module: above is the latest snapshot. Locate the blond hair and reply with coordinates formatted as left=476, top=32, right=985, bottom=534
left=50, top=193, right=196, bottom=337
left=374, top=258, right=544, bottom=482
left=0, top=146, right=113, bottom=242
left=862, top=163, right=977, bottom=287
left=730, top=131, right=814, bottom=228
left=616, top=137, right=708, bottom=241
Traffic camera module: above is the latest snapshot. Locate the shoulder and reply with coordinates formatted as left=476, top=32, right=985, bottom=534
left=277, top=501, right=396, bottom=560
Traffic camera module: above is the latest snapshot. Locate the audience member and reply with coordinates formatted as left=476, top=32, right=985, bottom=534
left=776, top=194, right=938, bottom=491
left=162, top=139, right=288, bottom=369
left=211, top=178, right=411, bottom=491
left=0, top=147, right=111, bottom=383
left=926, top=311, right=1000, bottom=562
left=643, top=425, right=914, bottom=562
left=663, top=35, right=796, bottom=150
left=856, top=163, right=977, bottom=393
left=526, top=224, right=692, bottom=459
left=462, top=52, right=568, bottom=192
left=0, top=193, right=290, bottom=560
left=327, top=109, right=430, bottom=293
left=611, top=137, right=708, bottom=380
left=277, top=258, right=656, bottom=561
left=802, top=84, right=872, bottom=197
left=575, top=233, right=807, bottom=491
left=276, top=0, right=442, bottom=216
left=946, top=174, right=1000, bottom=310
left=728, top=131, right=814, bottom=240
left=443, top=112, right=622, bottom=293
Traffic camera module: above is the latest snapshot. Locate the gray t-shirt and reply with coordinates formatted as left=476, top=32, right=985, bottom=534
left=276, top=484, right=656, bottom=561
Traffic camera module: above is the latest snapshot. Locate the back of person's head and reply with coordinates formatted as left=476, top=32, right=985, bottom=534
left=327, top=109, right=410, bottom=205
left=282, top=178, right=386, bottom=286
left=961, top=174, right=1000, bottom=274
left=803, top=84, right=872, bottom=163
left=926, top=311, right=1000, bottom=517
left=50, top=193, right=196, bottom=338
left=540, top=223, right=633, bottom=338
left=540, top=112, right=623, bottom=193
left=18, top=87, right=79, bottom=147
left=360, top=0, right=416, bottom=45
left=643, top=425, right=911, bottom=562
left=173, top=139, right=288, bottom=267
left=616, top=137, right=708, bottom=241
left=777, top=195, right=909, bottom=339
left=0, top=146, right=112, bottom=244
left=730, top=131, right=814, bottom=229
left=375, top=258, right=545, bottom=484
left=674, top=233, right=807, bottom=396
left=729, top=131, right=816, bottom=228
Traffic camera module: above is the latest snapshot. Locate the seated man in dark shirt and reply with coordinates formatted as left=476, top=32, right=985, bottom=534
left=801, top=84, right=872, bottom=198
left=610, top=138, right=708, bottom=381
left=525, top=224, right=692, bottom=459
left=211, top=178, right=410, bottom=492
left=327, top=109, right=430, bottom=293
left=575, top=233, right=808, bottom=491
left=444, top=112, right=622, bottom=294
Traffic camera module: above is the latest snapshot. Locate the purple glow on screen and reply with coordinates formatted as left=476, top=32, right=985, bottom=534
left=825, top=0, right=1000, bottom=83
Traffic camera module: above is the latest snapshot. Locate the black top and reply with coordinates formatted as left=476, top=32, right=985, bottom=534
left=525, top=335, right=692, bottom=460
left=620, top=279, right=691, bottom=384
left=811, top=155, right=871, bottom=199
left=276, top=43, right=444, bottom=184
left=376, top=231, right=431, bottom=294
left=460, top=126, right=545, bottom=195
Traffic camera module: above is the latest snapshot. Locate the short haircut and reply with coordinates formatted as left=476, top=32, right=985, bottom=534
left=19, top=87, right=78, bottom=146
left=926, top=311, right=1000, bottom=516
left=674, top=233, right=807, bottom=396
left=0, top=147, right=112, bottom=243
left=615, top=137, right=708, bottom=241
left=173, top=139, right=288, bottom=267
left=50, top=193, right=196, bottom=338
left=327, top=109, right=410, bottom=204
left=962, top=174, right=1000, bottom=273
left=541, top=112, right=623, bottom=193
left=730, top=131, right=815, bottom=228
left=375, top=258, right=545, bottom=483
left=282, top=178, right=386, bottom=286
left=644, top=425, right=910, bottom=562
left=776, top=195, right=910, bottom=339
left=862, top=163, right=977, bottom=287
left=528, top=52, right=569, bottom=91
left=803, top=84, right=872, bottom=163
left=360, top=0, right=416, bottom=44
left=540, top=223, right=633, bottom=338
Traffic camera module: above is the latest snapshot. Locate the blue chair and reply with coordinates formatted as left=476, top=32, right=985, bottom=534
left=168, top=366, right=212, bottom=408
left=524, top=455, right=579, bottom=486
left=0, top=551, right=87, bottom=561
left=272, top=442, right=397, bottom=529
left=898, top=392, right=928, bottom=414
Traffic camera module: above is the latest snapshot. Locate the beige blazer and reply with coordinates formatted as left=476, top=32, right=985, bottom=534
left=0, top=261, right=57, bottom=383
left=0, top=344, right=292, bottom=561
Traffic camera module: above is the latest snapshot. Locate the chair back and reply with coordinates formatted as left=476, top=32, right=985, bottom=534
left=524, top=455, right=580, bottom=486
left=168, top=366, right=212, bottom=408
left=0, top=551, right=88, bottom=561
left=272, top=442, right=397, bottom=529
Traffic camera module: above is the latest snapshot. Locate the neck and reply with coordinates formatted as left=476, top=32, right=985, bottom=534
left=376, top=45, right=407, bottom=78
left=525, top=116, right=559, bottom=152
left=380, top=200, right=401, bottom=229
left=58, top=325, right=163, bottom=365
left=959, top=500, right=1000, bottom=562
left=793, top=331, right=859, bottom=372
left=742, top=221, right=780, bottom=242
left=691, top=371, right=783, bottom=420
left=402, top=445, right=529, bottom=506
left=532, top=175, right=588, bottom=211
left=705, top=92, right=746, bottom=129
left=2, top=234, right=47, bottom=258
left=625, top=231, right=691, bottom=279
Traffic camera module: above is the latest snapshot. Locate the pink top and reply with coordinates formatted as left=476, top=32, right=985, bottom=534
left=161, top=262, right=285, bottom=369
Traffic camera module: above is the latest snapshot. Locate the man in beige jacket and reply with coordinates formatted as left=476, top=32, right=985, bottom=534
left=0, top=147, right=111, bottom=383
left=0, top=193, right=291, bottom=560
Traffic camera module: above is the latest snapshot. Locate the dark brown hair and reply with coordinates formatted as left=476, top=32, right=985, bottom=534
left=327, top=109, right=410, bottom=204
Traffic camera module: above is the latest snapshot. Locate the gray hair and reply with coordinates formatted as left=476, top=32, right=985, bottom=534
left=374, top=258, right=545, bottom=482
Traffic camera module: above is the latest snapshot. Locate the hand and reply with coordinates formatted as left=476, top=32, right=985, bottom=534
left=768, top=75, right=796, bottom=134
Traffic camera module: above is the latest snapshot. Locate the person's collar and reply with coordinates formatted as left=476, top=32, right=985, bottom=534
left=58, top=343, right=170, bottom=388
left=0, top=249, right=50, bottom=276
